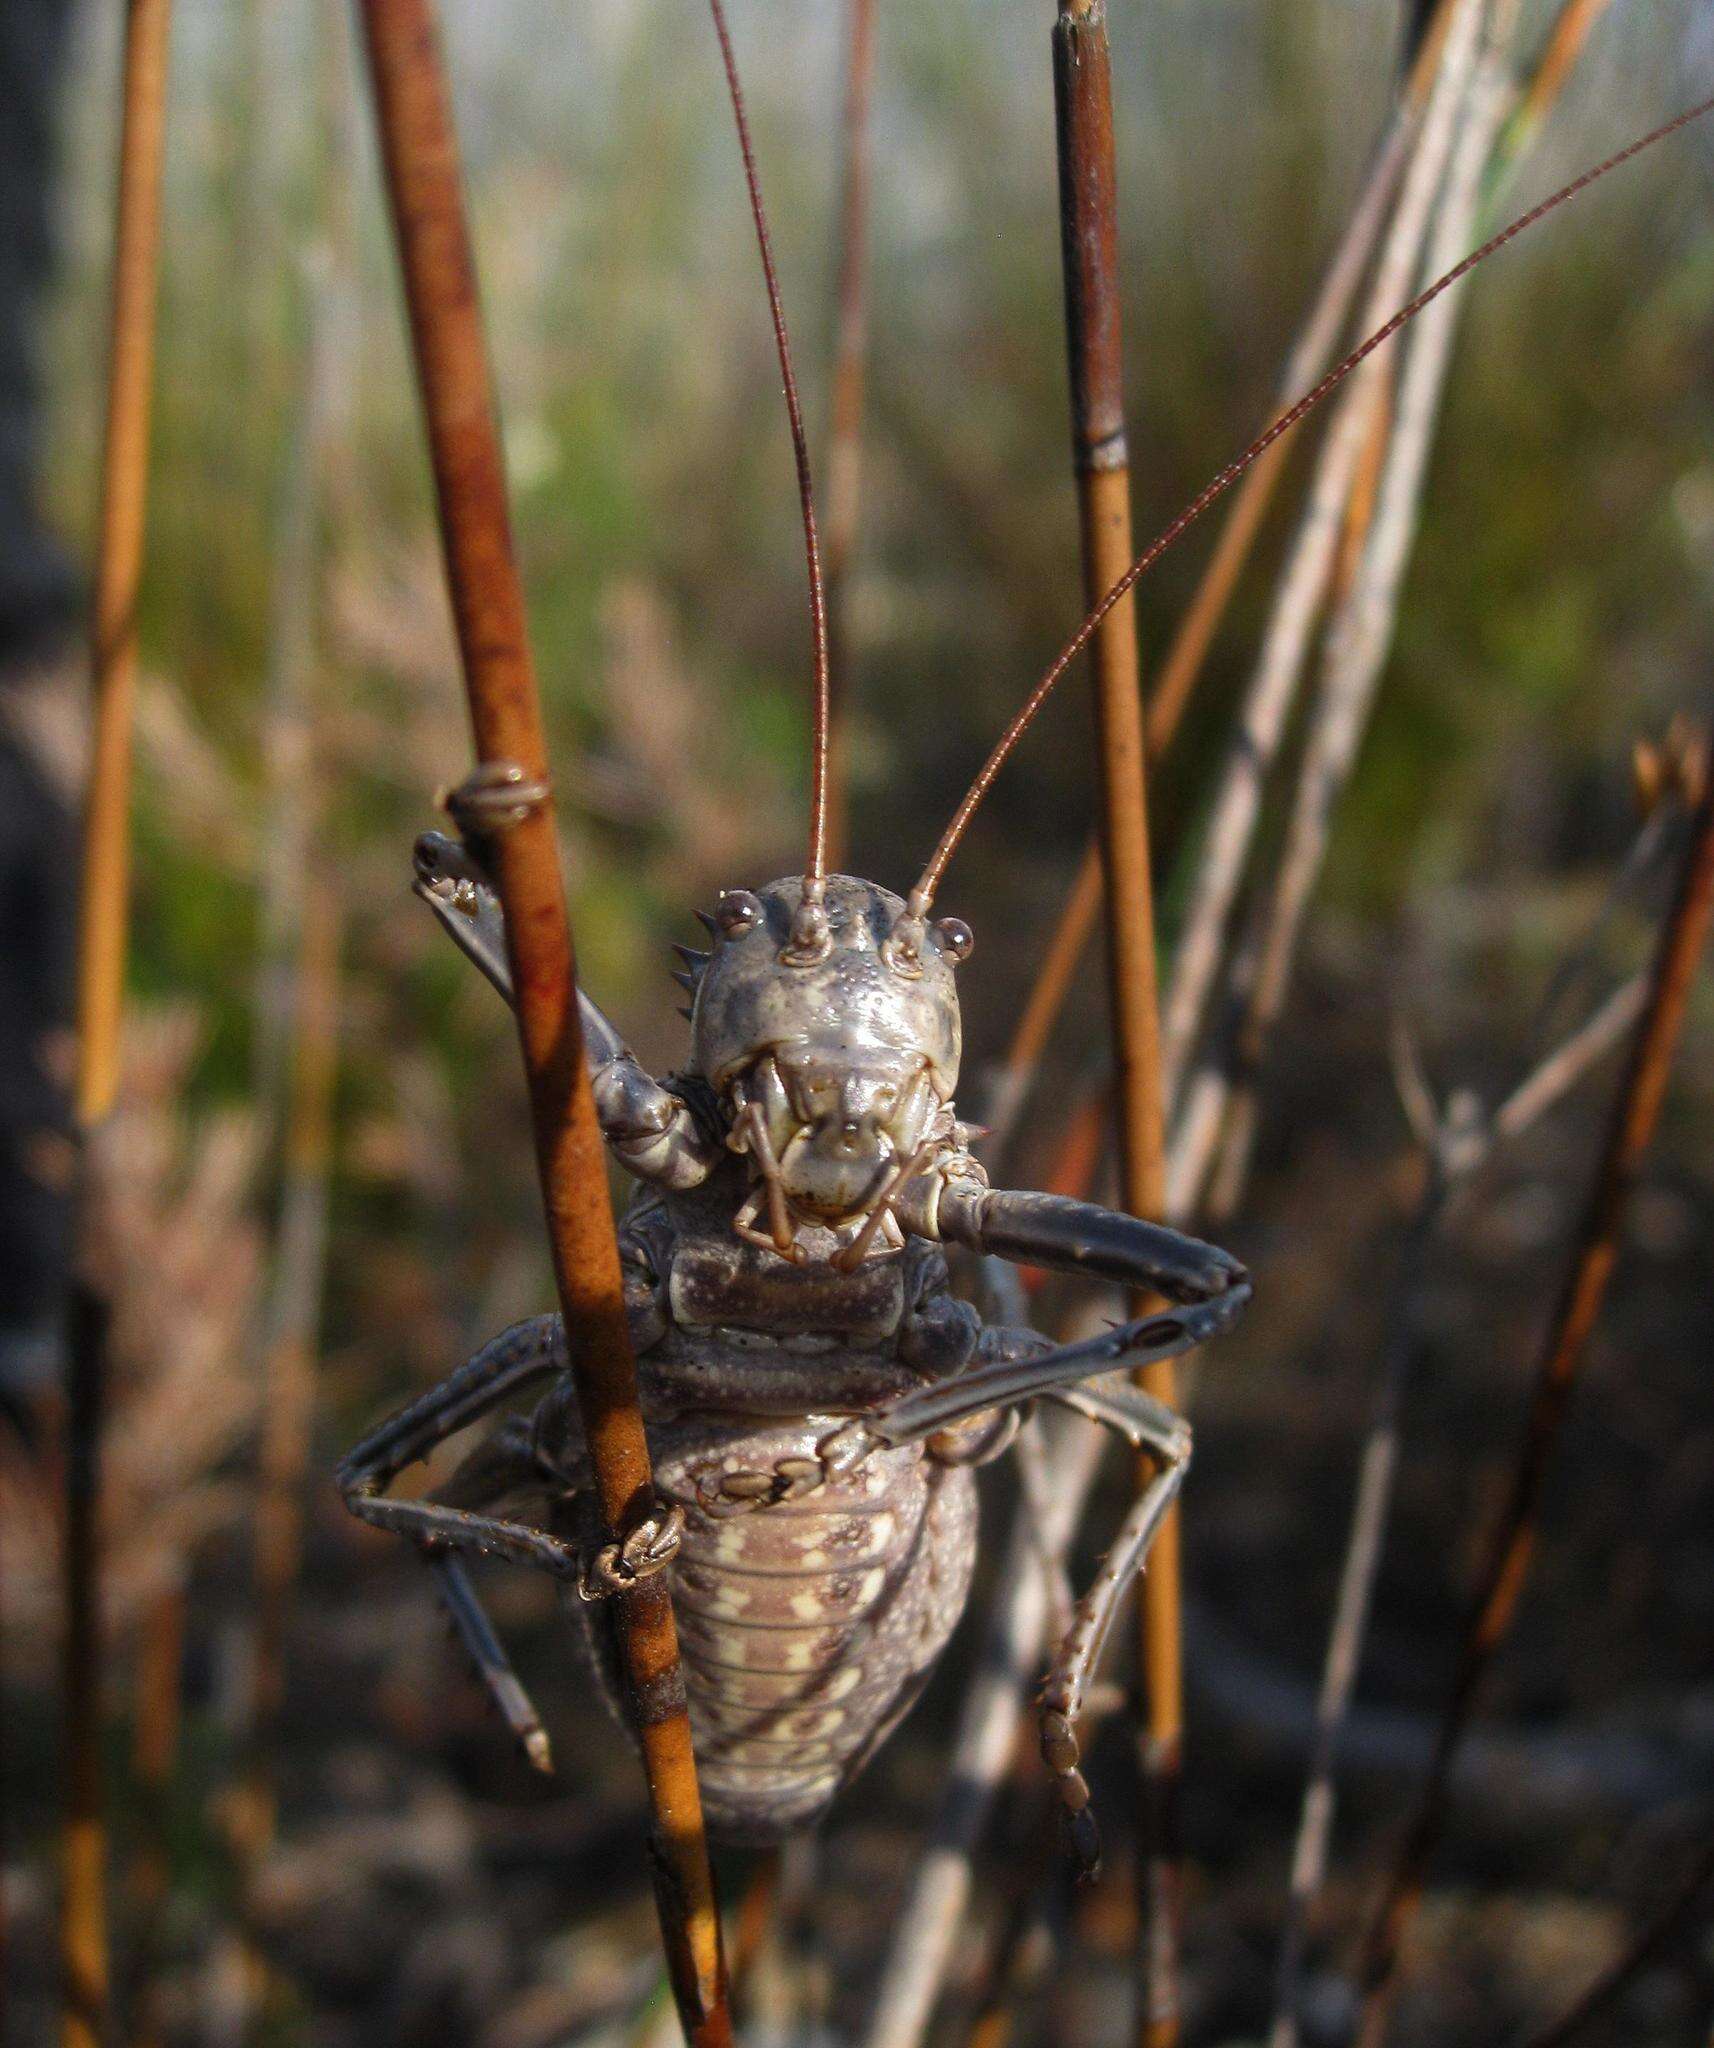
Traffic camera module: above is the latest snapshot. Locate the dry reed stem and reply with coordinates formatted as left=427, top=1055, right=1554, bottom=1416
left=356, top=3, right=730, bottom=2040
left=822, top=0, right=876, bottom=870
left=985, top=76, right=1421, bottom=1157
left=231, top=875, right=342, bottom=2030
left=62, top=4, right=174, bottom=2042
left=1199, top=40, right=1510, bottom=1230
left=1048, top=9, right=1182, bottom=2032
left=1514, top=1833, right=1714, bottom=2048
left=1353, top=748, right=1714, bottom=2045
left=127, top=1575, right=184, bottom=2048
left=1265, top=964, right=1645, bottom=2048
left=253, top=252, right=343, bottom=1120
left=224, top=40, right=357, bottom=2027
left=1514, top=0, right=1614, bottom=146
left=863, top=1416, right=1108, bottom=2048
left=1157, top=0, right=1485, bottom=1139
left=874, top=60, right=1468, bottom=2042
left=1188, top=0, right=1612, bottom=1226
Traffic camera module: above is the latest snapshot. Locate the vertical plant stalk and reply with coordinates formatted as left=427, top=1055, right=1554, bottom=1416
left=1264, top=968, right=1644, bottom=2048
left=985, top=71, right=1420, bottom=1160
left=822, top=0, right=876, bottom=871
left=1157, top=0, right=1485, bottom=1134
left=1200, top=42, right=1510, bottom=1229
left=62, top=3, right=173, bottom=2043
left=1050, top=10, right=1178, bottom=2037
left=1514, top=1834, right=1714, bottom=2048
left=127, top=1575, right=186, bottom=2048
left=1353, top=745, right=1714, bottom=2047
left=355, top=6, right=732, bottom=2041
left=862, top=1418, right=1107, bottom=2048
left=234, top=873, right=342, bottom=2022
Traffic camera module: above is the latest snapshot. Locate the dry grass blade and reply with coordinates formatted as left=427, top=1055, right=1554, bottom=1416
left=1511, top=1834, right=1714, bottom=2048
left=1157, top=0, right=1486, bottom=1130
left=1267, top=959, right=1646, bottom=2048
left=1353, top=745, right=1714, bottom=2045
left=822, top=0, right=876, bottom=870
left=355, top=3, right=731, bottom=2040
left=862, top=1417, right=1107, bottom=2048
left=232, top=876, right=342, bottom=2025
left=1193, top=29, right=1511, bottom=1225
left=61, top=2, right=174, bottom=2041
left=985, top=38, right=1421, bottom=1164
left=127, top=1576, right=185, bottom=2048
left=1048, top=7, right=1180, bottom=2033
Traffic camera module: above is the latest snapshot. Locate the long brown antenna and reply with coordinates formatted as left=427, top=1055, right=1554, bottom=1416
left=909, top=91, right=1714, bottom=912
left=707, top=0, right=832, bottom=893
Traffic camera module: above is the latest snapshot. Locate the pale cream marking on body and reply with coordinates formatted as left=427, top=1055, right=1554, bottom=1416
left=824, top=1664, right=862, bottom=1701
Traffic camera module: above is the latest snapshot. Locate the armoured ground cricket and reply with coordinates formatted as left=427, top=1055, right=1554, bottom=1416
left=339, top=3, right=1712, bottom=1873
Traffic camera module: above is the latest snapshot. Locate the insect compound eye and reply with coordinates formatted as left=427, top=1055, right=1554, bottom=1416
left=714, top=888, right=764, bottom=938
left=933, top=917, right=974, bottom=964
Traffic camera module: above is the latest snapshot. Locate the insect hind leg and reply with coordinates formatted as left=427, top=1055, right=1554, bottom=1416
left=432, top=1552, right=553, bottom=1773
left=1040, top=1444, right=1188, bottom=1878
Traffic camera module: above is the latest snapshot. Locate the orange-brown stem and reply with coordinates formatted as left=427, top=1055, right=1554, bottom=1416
left=1051, top=6, right=1178, bottom=2040
left=1354, top=749, right=1714, bottom=2046
left=128, top=1577, right=185, bottom=2048
left=356, top=3, right=731, bottom=2039
left=62, top=4, right=174, bottom=2043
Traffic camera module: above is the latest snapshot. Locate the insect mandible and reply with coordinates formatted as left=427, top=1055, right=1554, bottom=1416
left=338, top=5, right=1712, bottom=1871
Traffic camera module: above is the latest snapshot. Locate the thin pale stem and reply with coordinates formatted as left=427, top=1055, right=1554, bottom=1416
left=1354, top=744, right=1714, bottom=2045
left=862, top=1416, right=1107, bottom=2048
left=984, top=45, right=1421, bottom=1166
left=1204, top=41, right=1511, bottom=1226
left=63, top=4, right=174, bottom=2043
left=1267, top=961, right=1646, bottom=2048
left=355, top=5, right=731, bottom=2039
left=1512, top=1834, right=1714, bottom=2048
left=233, top=874, right=342, bottom=2026
left=1157, top=0, right=1486, bottom=1125
left=912, top=59, right=1714, bottom=912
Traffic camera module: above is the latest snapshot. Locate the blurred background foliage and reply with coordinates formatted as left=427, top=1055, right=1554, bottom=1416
left=6, top=0, right=1714, bottom=2041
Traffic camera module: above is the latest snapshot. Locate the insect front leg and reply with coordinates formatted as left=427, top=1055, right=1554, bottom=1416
left=411, top=830, right=721, bottom=1190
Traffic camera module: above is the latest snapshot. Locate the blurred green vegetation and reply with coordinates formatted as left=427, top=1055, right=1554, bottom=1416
left=39, top=0, right=1714, bottom=1387
left=11, top=7, right=1714, bottom=2041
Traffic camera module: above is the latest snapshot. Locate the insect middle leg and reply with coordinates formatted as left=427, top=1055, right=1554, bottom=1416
left=336, top=1315, right=585, bottom=1578
left=1032, top=1377, right=1191, bottom=1876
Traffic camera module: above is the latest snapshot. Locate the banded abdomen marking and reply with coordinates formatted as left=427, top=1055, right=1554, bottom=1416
left=652, top=1421, right=978, bottom=1841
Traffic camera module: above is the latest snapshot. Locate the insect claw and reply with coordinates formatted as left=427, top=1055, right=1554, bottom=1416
left=678, top=1006, right=695, bottom=1021
left=671, top=969, right=699, bottom=994
left=695, top=907, right=719, bottom=935
left=672, top=943, right=711, bottom=970
left=522, top=1727, right=554, bottom=1775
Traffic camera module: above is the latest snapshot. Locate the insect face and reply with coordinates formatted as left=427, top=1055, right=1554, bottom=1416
left=687, top=874, right=967, bottom=1237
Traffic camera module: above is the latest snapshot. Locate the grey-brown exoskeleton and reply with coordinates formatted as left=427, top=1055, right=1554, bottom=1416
left=340, top=0, right=1705, bottom=1870
left=341, top=840, right=1248, bottom=1863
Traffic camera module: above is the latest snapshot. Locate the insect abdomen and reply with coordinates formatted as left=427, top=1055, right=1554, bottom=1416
left=655, top=1427, right=977, bottom=1841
